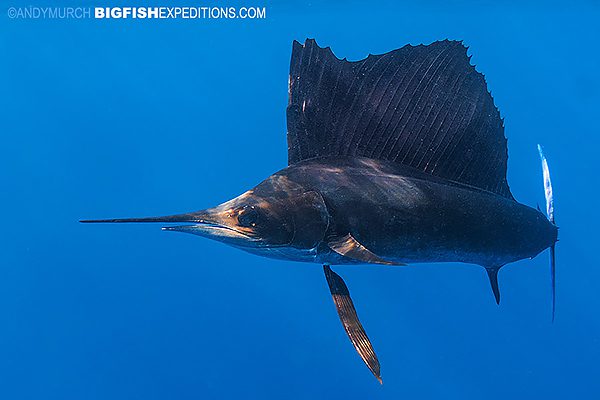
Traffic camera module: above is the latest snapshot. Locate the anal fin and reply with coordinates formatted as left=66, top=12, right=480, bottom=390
left=485, top=267, right=502, bottom=305
left=323, top=265, right=382, bottom=384
left=328, top=234, right=406, bottom=266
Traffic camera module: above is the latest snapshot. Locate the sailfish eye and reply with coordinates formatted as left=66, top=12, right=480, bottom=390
left=237, top=206, right=259, bottom=227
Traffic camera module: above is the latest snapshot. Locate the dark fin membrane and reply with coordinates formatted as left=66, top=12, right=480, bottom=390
left=287, top=39, right=513, bottom=199
left=485, top=267, right=501, bottom=305
left=328, top=233, right=406, bottom=266
left=323, top=265, right=382, bottom=384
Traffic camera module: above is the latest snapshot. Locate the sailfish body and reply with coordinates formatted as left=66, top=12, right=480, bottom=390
left=82, top=39, right=558, bottom=383
left=255, top=156, right=555, bottom=267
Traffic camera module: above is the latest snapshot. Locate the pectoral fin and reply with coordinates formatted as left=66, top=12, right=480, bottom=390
left=328, top=234, right=405, bottom=266
left=323, top=265, right=382, bottom=384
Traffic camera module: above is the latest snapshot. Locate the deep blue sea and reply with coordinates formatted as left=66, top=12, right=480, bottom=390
left=2, top=1, right=599, bottom=399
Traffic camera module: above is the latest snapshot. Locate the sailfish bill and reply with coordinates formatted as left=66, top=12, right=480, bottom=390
left=80, top=213, right=201, bottom=224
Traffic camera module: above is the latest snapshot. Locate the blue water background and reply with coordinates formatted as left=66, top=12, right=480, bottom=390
left=1, top=1, right=599, bottom=398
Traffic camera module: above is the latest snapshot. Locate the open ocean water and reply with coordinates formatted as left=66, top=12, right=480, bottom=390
left=1, top=1, right=599, bottom=399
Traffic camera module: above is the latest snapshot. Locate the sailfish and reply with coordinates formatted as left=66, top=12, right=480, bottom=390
left=82, top=39, right=558, bottom=384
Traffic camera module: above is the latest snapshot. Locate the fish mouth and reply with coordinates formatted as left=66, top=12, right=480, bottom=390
left=161, top=220, right=262, bottom=247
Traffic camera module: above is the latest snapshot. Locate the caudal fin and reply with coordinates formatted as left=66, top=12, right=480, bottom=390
left=538, top=144, right=555, bottom=224
left=550, top=244, right=556, bottom=322
left=538, top=144, right=556, bottom=321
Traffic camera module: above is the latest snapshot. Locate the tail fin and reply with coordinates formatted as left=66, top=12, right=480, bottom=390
left=537, top=144, right=556, bottom=321
left=538, top=144, right=555, bottom=224
left=549, top=245, right=556, bottom=322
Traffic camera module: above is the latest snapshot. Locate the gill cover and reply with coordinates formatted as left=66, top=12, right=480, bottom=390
left=287, top=190, right=330, bottom=249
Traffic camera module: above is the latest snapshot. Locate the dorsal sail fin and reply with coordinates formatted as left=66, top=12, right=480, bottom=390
left=287, top=39, right=513, bottom=199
